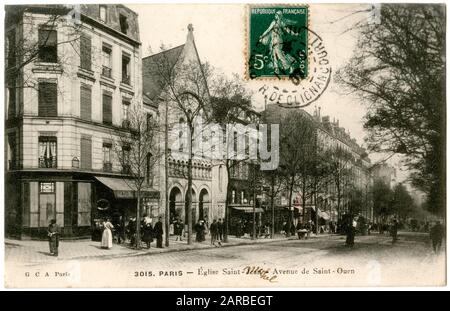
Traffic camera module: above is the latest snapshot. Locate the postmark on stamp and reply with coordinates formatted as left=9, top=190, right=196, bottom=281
left=257, top=30, right=332, bottom=108
left=247, top=5, right=309, bottom=80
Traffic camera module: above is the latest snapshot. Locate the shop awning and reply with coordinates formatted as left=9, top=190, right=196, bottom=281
left=230, top=205, right=264, bottom=213
left=95, top=176, right=160, bottom=199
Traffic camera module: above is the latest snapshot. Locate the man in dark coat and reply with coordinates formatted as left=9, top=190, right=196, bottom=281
left=210, top=219, right=220, bottom=247
left=430, top=221, right=444, bottom=253
left=154, top=217, right=164, bottom=248
left=141, top=215, right=153, bottom=249
left=174, top=219, right=184, bottom=241
left=390, top=219, right=399, bottom=243
left=218, top=218, right=224, bottom=242
left=47, top=219, right=60, bottom=256
left=127, top=217, right=136, bottom=247
left=344, top=215, right=355, bottom=247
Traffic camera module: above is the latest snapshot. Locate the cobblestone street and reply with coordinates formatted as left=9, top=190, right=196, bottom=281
left=5, top=231, right=445, bottom=288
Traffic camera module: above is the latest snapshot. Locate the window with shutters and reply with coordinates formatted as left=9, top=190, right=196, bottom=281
left=38, top=136, right=57, bottom=168
left=103, top=143, right=112, bottom=172
left=102, top=44, right=112, bottom=78
left=102, top=92, right=112, bottom=125
left=8, top=78, right=16, bottom=119
left=80, top=137, right=92, bottom=170
left=38, top=28, right=57, bottom=63
left=122, top=54, right=131, bottom=84
left=80, top=34, right=92, bottom=71
left=80, top=85, right=92, bottom=121
left=38, top=82, right=57, bottom=117
left=8, top=133, right=17, bottom=170
left=122, top=145, right=131, bottom=174
left=122, top=99, right=130, bottom=128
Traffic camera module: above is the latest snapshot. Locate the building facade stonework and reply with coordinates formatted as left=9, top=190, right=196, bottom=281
left=5, top=4, right=153, bottom=239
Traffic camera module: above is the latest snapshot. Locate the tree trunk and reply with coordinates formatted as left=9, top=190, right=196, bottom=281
left=223, top=160, right=231, bottom=243
left=164, top=100, right=170, bottom=247
left=270, top=174, right=275, bottom=238
left=287, top=176, right=294, bottom=237
left=187, top=128, right=193, bottom=245
left=136, top=190, right=141, bottom=249
left=252, top=164, right=257, bottom=240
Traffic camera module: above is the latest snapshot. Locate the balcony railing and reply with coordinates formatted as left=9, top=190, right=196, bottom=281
left=103, top=162, right=112, bottom=172
left=39, top=156, right=57, bottom=168
left=102, top=66, right=112, bottom=78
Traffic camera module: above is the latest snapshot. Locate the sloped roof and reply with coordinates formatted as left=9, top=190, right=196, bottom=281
left=142, top=45, right=185, bottom=103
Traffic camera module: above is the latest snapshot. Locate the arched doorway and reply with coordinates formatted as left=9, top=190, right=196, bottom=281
left=199, top=188, right=210, bottom=222
left=169, top=187, right=182, bottom=223
left=184, top=188, right=197, bottom=225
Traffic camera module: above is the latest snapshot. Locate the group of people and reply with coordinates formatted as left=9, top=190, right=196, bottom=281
left=193, top=218, right=225, bottom=246
left=97, top=215, right=164, bottom=250
left=126, top=215, right=164, bottom=249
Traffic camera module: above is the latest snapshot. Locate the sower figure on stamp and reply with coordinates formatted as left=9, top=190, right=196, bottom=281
left=154, top=216, right=164, bottom=248
left=258, top=11, right=302, bottom=75
left=47, top=219, right=60, bottom=257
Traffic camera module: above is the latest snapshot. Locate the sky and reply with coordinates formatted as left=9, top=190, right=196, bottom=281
left=128, top=3, right=408, bottom=183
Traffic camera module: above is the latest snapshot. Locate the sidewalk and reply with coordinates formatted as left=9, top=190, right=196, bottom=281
left=5, top=233, right=326, bottom=264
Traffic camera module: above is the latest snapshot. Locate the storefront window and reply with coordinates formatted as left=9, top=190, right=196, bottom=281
left=39, top=182, right=56, bottom=227
left=78, top=183, right=91, bottom=226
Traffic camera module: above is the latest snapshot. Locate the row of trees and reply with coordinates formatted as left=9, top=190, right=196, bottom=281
left=337, top=4, right=445, bottom=216
left=261, top=108, right=368, bottom=235
left=372, top=181, right=415, bottom=223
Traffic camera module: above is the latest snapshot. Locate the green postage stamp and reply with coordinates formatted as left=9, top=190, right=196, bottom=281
left=247, top=5, right=309, bottom=80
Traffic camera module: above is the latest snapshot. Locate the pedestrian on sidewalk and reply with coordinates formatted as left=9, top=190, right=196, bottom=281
left=195, top=220, right=206, bottom=242
left=430, top=221, right=444, bottom=253
left=218, top=218, right=224, bottom=242
left=174, top=218, right=184, bottom=241
left=210, top=219, right=221, bottom=247
left=154, top=216, right=164, bottom=248
left=47, top=219, right=60, bottom=256
left=101, top=218, right=114, bottom=249
left=142, top=214, right=153, bottom=249
left=127, top=217, right=136, bottom=247
left=390, top=219, right=398, bottom=243
left=114, top=215, right=125, bottom=244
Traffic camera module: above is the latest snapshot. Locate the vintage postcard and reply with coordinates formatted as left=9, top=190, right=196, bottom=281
left=2, top=2, right=446, bottom=289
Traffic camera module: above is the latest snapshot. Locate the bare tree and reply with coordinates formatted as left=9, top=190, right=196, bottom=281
left=336, top=4, right=445, bottom=215
left=111, top=105, right=162, bottom=249
left=209, top=73, right=255, bottom=242
left=144, top=45, right=211, bottom=245
left=324, top=145, right=354, bottom=222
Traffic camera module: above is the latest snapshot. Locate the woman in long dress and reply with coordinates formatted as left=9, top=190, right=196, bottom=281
left=101, top=218, right=114, bottom=249
left=259, top=11, right=302, bottom=75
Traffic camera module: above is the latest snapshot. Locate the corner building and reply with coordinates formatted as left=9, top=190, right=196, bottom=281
left=4, top=5, right=158, bottom=239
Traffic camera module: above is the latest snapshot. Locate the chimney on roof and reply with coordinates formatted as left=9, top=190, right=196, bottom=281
left=187, top=23, right=194, bottom=42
